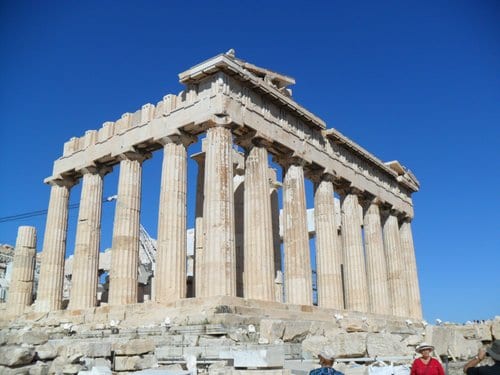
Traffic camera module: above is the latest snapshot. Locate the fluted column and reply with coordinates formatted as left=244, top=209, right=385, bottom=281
left=200, top=126, right=236, bottom=296
left=155, top=135, right=193, bottom=304
left=8, top=226, right=37, bottom=315
left=341, top=190, right=369, bottom=312
left=35, top=177, right=76, bottom=312
left=363, top=199, right=391, bottom=314
left=282, top=162, right=312, bottom=305
left=269, top=169, right=283, bottom=303
left=400, top=217, right=422, bottom=318
left=383, top=210, right=409, bottom=316
left=192, top=152, right=205, bottom=297
left=313, top=176, right=343, bottom=309
left=108, top=152, right=148, bottom=305
left=243, top=144, right=274, bottom=300
left=69, top=166, right=109, bottom=310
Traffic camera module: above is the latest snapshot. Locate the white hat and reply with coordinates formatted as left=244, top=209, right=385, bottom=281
left=318, top=349, right=335, bottom=361
left=416, top=343, right=435, bottom=353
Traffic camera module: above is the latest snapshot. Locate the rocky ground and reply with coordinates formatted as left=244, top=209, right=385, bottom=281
left=0, top=297, right=497, bottom=374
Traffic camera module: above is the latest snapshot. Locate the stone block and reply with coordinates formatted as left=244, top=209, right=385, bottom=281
left=21, top=330, right=49, bottom=345
left=182, top=334, right=199, bottom=346
left=36, top=343, right=58, bottom=360
left=62, top=364, right=83, bottom=374
left=0, top=346, right=35, bottom=366
left=151, top=334, right=185, bottom=347
left=79, top=366, right=112, bottom=375
left=301, top=336, right=329, bottom=359
left=63, top=137, right=79, bottom=156
left=205, top=345, right=233, bottom=358
left=113, top=338, right=155, bottom=355
left=163, top=94, right=178, bottom=114
left=366, top=333, right=409, bottom=357
left=330, top=332, right=367, bottom=357
left=49, top=354, right=67, bottom=374
left=83, top=130, right=97, bottom=149
left=114, top=354, right=157, bottom=372
left=59, top=340, right=110, bottom=358
left=141, top=103, right=155, bottom=124
left=0, top=365, right=30, bottom=375
left=456, top=324, right=492, bottom=341
left=0, top=330, right=8, bottom=345
left=28, top=361, right=50, bottom=375
left=131, top=109, right=142, bottom=127
left=260, top=319, right=285, bottom=343
left=220, top=347, right=285, bottom=368
left=198, top=337, right=234, bottom=347
left=492, top=317, right=500, bottom=340
left=429, top=326, right=481, bottom=360
left=402, top=334, right=424, bottom=347
left=155, top=346, right=184, bottom=360
left=283, top=321, right=311, bottom=342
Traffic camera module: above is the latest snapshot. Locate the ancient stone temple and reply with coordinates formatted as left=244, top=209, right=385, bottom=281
left=4, top=52, right=499, bottom=375
left=17, top=51, right=422, bottom=319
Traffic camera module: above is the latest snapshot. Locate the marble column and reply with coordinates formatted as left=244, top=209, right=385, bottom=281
left=243, top=144, right=274, bottom=301
left=35, top=177, right=76, bottom=312
left=383, top=210, right=409, bottom=316
left=234, top=173, right=245, bottom=297
left=69, top=166, right=108, bottom=310
left=192, top=152, right=205, bottom=298
left=108, top=152, right=148, bottom=305
left=282, top=162, right=312, bottom=305
left=313, top=176, right=343, bottom=309
left=341, top=190, right=369, bottom=312
left=155, top=135, right=193, bottom=304
left=8, top=226, right=37, bottom=315
left=269, top=169, right=283, bottom=303
left=363, top=199, right=391, bottom=315
left=200, top=126, right=236, bottom=297
left=400, top=218, right=422, bottom=319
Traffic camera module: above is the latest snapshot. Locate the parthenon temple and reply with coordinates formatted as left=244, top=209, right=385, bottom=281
left=8, top=51, right=422, bottom=320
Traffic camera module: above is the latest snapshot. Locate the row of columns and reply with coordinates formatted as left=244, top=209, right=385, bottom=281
left=19, top=123, right=421, bottom=319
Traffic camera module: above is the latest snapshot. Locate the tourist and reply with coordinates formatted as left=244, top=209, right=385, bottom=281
left=309, top=350, right=344, bottom=375
left=463, top=340, right=500, bottom=375
left=410, top=343, right=445, bottom=375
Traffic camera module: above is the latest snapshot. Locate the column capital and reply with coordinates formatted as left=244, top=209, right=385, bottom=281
left=78, top=164, right=113, bottom=177
left=308, top=168, right=337, bottom=184
left=358, top=194, right=384, bottom=210
left=380, top=205, right=403, bottom=219
left=157, top=131, right=197, bottom=148
left=205, top=115, right=234, bottom=129
left=273, top=153, right=308, bottom=170
left=398, top=214, right=413, bottom=225
left=46, top=175, right=78, bottom=189
left=236, top=129, right=273, bottom=150
left=338, top=185, right=364, bottom=199
left=117, top=149, right=152, bottom=163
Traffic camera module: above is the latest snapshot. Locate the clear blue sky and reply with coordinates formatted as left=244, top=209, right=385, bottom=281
left=1, top=1, right=498, bottom=323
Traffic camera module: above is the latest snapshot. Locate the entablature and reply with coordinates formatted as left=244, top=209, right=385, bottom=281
left=47, top=52, right=418, bottom=217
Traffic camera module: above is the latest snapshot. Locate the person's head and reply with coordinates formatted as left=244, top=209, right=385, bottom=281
left=318, top=350, right=335, bottom=367
left=487, top=340, right=500, bottom=363
left=416, top=343, right=435, bottom=359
